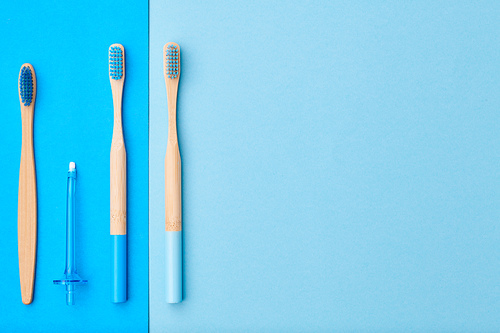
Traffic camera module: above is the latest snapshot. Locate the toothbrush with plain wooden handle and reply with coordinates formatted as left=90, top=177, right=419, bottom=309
left=164, top=42, right=182, bottom=303
left=18, top=63, right=37, bottom=305
left=109, top=44, right=127, bottom=303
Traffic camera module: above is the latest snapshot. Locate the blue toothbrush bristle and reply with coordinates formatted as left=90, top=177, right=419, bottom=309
left=165, top=44, right=179, bottom=79
left=109, top=46, right=123, bottom=80
left=19, top=66, right=33, bottom=106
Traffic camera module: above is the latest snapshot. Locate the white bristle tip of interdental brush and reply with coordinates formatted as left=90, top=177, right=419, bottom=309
left=69, top=162, right=76, bottom=171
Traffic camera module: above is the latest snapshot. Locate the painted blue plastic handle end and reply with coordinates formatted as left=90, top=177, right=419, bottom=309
left=166, top=231, right=182, bottom=303
left=112, top=235, right=127, bottom=303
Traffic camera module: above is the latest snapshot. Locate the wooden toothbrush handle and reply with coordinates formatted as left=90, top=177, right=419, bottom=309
left=18, top=113, right=37, bottom=305
left=110, top=135, right=127, bottom=235
left=165, top=141, right=182, bottom=231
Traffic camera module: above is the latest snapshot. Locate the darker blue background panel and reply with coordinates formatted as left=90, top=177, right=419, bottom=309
left=149, top=0, right=499, bottom=332
left=0, top=1, right=148, bottom=332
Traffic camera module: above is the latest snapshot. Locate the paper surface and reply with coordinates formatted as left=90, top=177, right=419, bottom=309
left=0, top=1, right=149, bottom=331
left=149, top=0, right=499, bottom=331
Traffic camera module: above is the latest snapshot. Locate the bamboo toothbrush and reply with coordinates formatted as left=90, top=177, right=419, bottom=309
left=164, top=42, right=182, bottom=303
left=109, top=44, right=127, bottom=303
left=18, top=63, right=37, bottom=305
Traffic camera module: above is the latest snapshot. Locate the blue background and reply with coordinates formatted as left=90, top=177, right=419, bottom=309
left=0, top=1, right=148, bottom=332
left=150, top=0, right=499, bottom=332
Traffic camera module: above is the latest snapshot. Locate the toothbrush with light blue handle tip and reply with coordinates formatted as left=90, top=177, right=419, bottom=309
left=164, top=42, right=182, bottom=303
left=109, top=43, right=127, bottom=303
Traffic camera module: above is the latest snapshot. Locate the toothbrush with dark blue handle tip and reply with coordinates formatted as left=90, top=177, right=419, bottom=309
left=109, top=43, right=127, bottom=303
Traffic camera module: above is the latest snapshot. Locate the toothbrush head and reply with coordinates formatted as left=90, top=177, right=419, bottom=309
left=109, top=44, right=125, bottom=81
left=163, top=43, right=180, bottom=80
left=18, top=64, right=36, bottom=107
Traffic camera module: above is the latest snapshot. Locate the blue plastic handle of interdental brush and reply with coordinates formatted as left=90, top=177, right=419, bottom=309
left=53, top=162, right=87, bottom=305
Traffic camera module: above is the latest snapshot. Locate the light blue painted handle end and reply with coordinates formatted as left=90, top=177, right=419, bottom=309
left=112, top=235, right=127, bottom=303
left=166, top=231, right=182, bottom=303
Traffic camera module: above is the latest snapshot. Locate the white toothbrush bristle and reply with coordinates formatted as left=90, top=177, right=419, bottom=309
left=69, top=162, right=76, bottom=171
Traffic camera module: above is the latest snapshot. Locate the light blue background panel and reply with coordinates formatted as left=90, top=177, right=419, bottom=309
left=149, top=0, right=499, bottom=332
left=0, top=1, right=148, bottom=331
